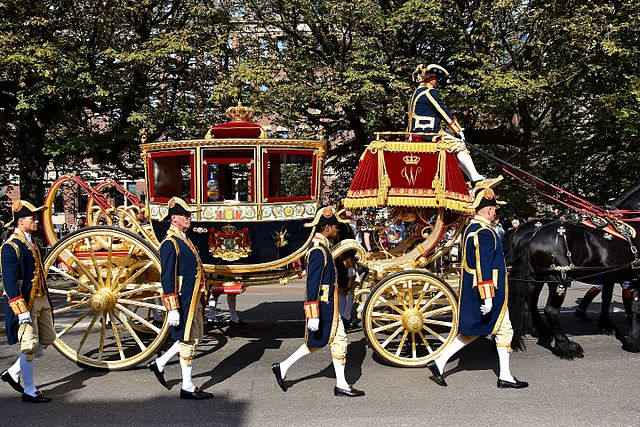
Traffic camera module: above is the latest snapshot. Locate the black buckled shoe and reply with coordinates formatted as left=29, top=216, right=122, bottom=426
left=147, top=361, right=169, bottom=389
left=497, top=378, right=529, bottom=389
left=22, top=392, right=51, bottom=403
left=1, top=370, right=24, bottom=394
left=426, top=361, right=447, bottom=387
left=271, top=363, right=287, bottom=392
left=334, top=386, right=365, bottom=397
left=180, top=387, right=213, bottom=400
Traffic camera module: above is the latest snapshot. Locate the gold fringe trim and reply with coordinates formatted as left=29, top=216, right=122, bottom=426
left=368, top=140, right=451, bottom=153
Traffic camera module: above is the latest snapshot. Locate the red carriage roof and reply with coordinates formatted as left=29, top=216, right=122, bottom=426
left=343, top=139, right=473, bottom=214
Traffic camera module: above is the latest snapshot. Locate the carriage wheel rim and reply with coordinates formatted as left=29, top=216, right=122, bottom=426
left=363, top=271, right=458, bottom=367
left=44, top=227, right=168, bottom=370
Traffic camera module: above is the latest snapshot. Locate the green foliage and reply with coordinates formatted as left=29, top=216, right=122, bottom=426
left=0, top=0, right=638, bottom=220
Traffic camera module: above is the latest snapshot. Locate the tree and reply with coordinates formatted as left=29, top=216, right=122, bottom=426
left=234, top=0, right=640, bottom=211
left=0, top=0, right=236, bottom=205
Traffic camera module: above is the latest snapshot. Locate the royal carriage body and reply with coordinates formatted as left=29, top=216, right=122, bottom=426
left=37, top=103, right=474, bottom=370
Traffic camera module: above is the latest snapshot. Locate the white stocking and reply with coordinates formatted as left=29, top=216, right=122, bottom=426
left=333, top=359, right=350, bottom=390
left=7, top=356, right=21, bottom=381
left=434, top=335, right=471, bottom=374
left=227, top=295, right=240, bottom=322
left=279, top=344, right=311, bottom=378
left=497, top=346, right=515, bottom=382
left=344, top=294, right=355, bottom=321
left=20, top=353, right=36, bottom=397
left=338, top=295, right=347, bottom=318
left=457, top=151, right=484, bottom=182
left=180, top=358, right=195, bottom=392
left=156, top=341, right=180, bottom=371
left=208, top=295, right=219, bottom=321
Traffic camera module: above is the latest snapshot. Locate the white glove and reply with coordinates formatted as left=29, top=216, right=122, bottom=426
left=459, top=128, right=466, bottom=142
left=167, top=310, right=180, bottom=326
left=347, top=267, right=356, bottom=278
left=18, top=312, right=32, bottom=324
left=480, top=298, right=493, bottom=315
left=307, top=318, right=320, bottom=332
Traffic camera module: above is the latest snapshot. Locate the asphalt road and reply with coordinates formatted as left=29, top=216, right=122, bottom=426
left=0, top=280, right=638, bottom=427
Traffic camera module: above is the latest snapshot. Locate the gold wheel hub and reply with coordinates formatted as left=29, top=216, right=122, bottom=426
left=402, top=309, right=423, bottom=333
left=90, top=289, right=117, bottom=312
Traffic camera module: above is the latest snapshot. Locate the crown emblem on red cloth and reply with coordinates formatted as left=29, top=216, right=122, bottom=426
left=484, top=188, right=495, bottom=199
left=322, top=207, right=333, bottom=217
left=403, top=154, right=420, bottom=165
left=12, top=201, right=22, bottom=211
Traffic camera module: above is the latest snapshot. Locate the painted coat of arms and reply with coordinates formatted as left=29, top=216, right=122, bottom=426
left=208, top=224, right=252, bottom=261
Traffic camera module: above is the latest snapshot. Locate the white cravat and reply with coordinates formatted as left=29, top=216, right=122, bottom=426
left=16, top=229, right=33, bottom=244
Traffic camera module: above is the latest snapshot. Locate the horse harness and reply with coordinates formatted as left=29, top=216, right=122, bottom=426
left=539, top=220, right=640, bottom=296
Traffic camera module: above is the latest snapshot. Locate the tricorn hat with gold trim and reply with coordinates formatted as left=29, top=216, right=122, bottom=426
left=162, top=197, right=199, bottom=221
left=6, top=200, right=48, bottom=227
left=413, top=63, right=450, bottom=83
left=304, top=206, right=344, bottom=228
left=470, top=188, right=506, bottom=211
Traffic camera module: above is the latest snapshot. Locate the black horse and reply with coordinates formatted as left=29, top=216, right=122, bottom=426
left=506, top=184, right=640, bottom=358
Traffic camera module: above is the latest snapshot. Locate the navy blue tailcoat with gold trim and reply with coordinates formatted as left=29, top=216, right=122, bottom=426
left=408, top=84, right=458, bottom=137
left=304, top=234, right=339, bottom=349
left=1, top=232, right=51, bottom=345
left=160, top=226, right=204, bottom=341
left=458, top=217, right=508, bottom=336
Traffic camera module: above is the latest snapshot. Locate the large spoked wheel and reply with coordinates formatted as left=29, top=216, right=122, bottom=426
left=43, top=226, right=168, bottom=370
left=363, top=270, right=458, bottom=367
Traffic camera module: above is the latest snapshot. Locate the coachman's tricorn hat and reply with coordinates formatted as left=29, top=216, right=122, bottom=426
left=304, top=206, right=347, bottom=228
left=162, top=197, right=198, bottom=221
left=6, top=200, right=48, bottom=228
left=470, top=188, right=506, bottom=211
left=413, top=63, right=450, bottom=83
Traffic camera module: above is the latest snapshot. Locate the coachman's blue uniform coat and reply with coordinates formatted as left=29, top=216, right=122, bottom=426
left=304, top=234, right=339, bottom=349
left=160, top=226, right=205, bottom=341
left=1, top=232, right=52, bottom=345
left=458, top=217, right=508, bottom=336
left=408, top=84, right=459, bottom=137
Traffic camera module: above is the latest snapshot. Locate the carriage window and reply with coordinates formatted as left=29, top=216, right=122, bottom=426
left=151, top=151, right=194, bottom=201
left=204, top=149, right=254, bottom=202
left=264, top=150, right=315, bottom=201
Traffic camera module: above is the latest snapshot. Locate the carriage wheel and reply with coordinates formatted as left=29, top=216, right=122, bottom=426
left=43, top=226, right=168, bottom=370
left=363, top=270, right=458, bottom=367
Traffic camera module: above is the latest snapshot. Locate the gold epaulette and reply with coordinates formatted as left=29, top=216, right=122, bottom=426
left=8, top=296, right=28, bottom=315
left=304, top=301, right=319, bottom=318
left=162, top=293, right=180, bottom=311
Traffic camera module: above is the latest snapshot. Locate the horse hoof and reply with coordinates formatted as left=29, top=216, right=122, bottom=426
left=574, top=308, right=590, bottom=321
left=622, top=337, right=640, bottom=353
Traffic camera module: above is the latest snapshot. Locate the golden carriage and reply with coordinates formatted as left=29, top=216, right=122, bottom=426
left=39, top=104, right=473, bottom=370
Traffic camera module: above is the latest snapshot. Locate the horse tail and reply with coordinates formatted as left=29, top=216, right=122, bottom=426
left=508, top=238, right=534, bottom=352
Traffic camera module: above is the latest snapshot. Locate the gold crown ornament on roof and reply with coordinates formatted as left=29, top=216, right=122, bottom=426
left=226, top=102, right=254, bottom=122
left=403, top=154, right=420, bottom=165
